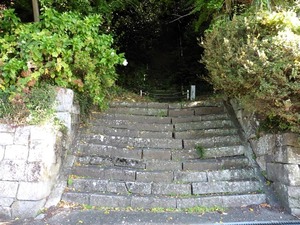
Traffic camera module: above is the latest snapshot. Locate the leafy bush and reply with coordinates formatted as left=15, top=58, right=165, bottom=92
left=202, top=3, right=300, bottom=133
left=0, top=83, right=56, bottom=124
left=0, top=8, right=126, bottom=112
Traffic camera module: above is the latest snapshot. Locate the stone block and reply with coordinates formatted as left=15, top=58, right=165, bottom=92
left=177, top=198, right=203, bottom=208
left=71, top=179, right=107, bottom=193
left=105, top=168, right=136, bottom=182
left=267, top=163, right=300, bottom=186
left=174, top=171, right=207, bottom=183
left=152, top=183, right=191, bottom=195
left=252, top=134, right=275, bottom=156
left=11, top=199, right=46, bottom=219
left=273, top=146, right=300, bottom=164
left=0, top=133, right=14, bottom=145
left=172, top=149, right=198, bottom=161
left=199, top=196, right=223, bottom=207
left=14, top=126, right=30, bottom=145
left=142, top=149, right=171, bottom=160
left=0, top=145, right=4, bottom=160
left=277, top=133, right=300, bottom=147
left=107, top=182, right=128, bottom=194
left=0, top=206, right=11, bottom=220
left=222, top=194, right=266, bottom=207
left=131, top=196, right=176, bottom=209
left=136, top=171, right=173, bottom=183
left=0, top=197, right=14, bottom=207
left=28, top=140, right=56, bottom=164
left=256, top=155, right=267, bottom=171
left=126, top=182, right=152, bottom=195
left=145, top=160, right=182, bottom=171
left=72, top=166, right=106, bottom=179
left=207, top=168, right=255, bottom=182
left=62, top=192, right=89, bottom=205
left=55, top=87, right=74, bottom=112
left=192, top=181, right=261, bottom=195
left=25, top=162, right=44, bottom=182
left=90, top=194, right=130, bottom=208
left=30, top=125, right=56, bottom=141
left=183, top=160, right=222, bottom=171
left=17, top=182, right=52, bottom=201
left=0, top=181, right=19, bottom=198
left=0, top=160, right=26, bottom=181
left=0, top=124, right=15, bottom=132
left=4, top=145, right=29, bottom=160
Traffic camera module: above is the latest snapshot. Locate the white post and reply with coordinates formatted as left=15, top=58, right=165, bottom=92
left=190, top=85, right=196, bottom=101
left=187, top=90, right=189, bottom=100
left=140, top=90, right=143, bottom=96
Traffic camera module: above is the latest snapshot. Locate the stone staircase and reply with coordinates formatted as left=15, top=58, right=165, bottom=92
left=62, top=100, right=267, bottom=209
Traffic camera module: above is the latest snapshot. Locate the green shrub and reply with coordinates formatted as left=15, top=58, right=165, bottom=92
left=0, top=8, right=126, bottom=113
left=202, top=3, right=300, bottom=133
left=0, top=83, right=56, bottom=125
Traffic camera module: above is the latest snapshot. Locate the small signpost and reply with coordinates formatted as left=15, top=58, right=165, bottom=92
left=190, top=85, right=196, bottom=100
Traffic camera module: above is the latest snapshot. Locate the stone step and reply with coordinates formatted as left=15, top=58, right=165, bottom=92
left=88, top=119, right=174, bottom=132
left=109, top=101, right=223, bottom=109
left=84, top=126, right=238, bottom=140
left=76, top=156, right=247, bottom=171
left=183, top=135, right=241, bottom=149
left=67, top=178, right=261, bottom=196
left=91, top=112, right=229, bottom=124
left=80, top=134, right=183, bottom=149
left=71, top=156, right=250, bottom=181
left=75, top=144, right=245, bottom=161
left=62, top=192, right=266, bottom=209
left=87, top=126, right=173, bottom=139
left=174, top=128, right=238, bottom=139
left=174, top=120, right=234, bottom=131
left=79, top=133, right=240, bottom=150
left=92, top=113, right=172, bottom=124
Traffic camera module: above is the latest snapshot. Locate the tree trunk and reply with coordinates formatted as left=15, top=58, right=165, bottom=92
left=32, top=0, right=40, bottom=22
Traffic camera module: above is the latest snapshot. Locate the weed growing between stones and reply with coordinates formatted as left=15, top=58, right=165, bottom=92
left=62, top=202, right=227, bottom=215
left=195, top=144, right=205, bottom=159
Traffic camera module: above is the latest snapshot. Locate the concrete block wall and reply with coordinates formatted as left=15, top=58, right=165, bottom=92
left=229, top=99, right=300, bottom=216
left=0, top=88, right=80, bottom=219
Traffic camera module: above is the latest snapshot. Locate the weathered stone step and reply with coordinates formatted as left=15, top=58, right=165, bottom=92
left=87, top=126, right=173, bottom=139
left=106, top=107, right=169, bottom=116
left=174, top=128, right=238, bottom=139
left=75, top=144, right=245, bottom=162
left=174, top=120, right=234, bottom=131
left=173, top=145, right=245, bottom=160
left=92, top=113, right=172, bottom=124
left=183, top=135, right=241, bottom=149
left=75, top=144, right=143, bottom=160
left=62, top=191, right=266, bottom=209
left=71, top=156, right=250, bottom=181
left=88, top=119, right=174, bottom=132
left=80, top=134, right=183, bottom=149
left=67, top=178, right=261, bottom=197
left=106, top=106, right=226, bottom=117
left=168, top=106, right=225, bottom=117
left=109, top=101, right=223, bottom=109
left=92, top=112, right=229, bottom=123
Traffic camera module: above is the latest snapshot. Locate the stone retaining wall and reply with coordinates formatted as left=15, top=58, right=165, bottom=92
left=229, top=99, right=300, bottom=216
left=0, top=88, right=79, bottom=219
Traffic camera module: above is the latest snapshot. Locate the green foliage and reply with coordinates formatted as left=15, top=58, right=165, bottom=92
left=0, top=83, right=56, bottom=125
left=202, top=2, right=300, bottom=133
left=0, top=8, right=125, bottom=114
